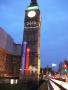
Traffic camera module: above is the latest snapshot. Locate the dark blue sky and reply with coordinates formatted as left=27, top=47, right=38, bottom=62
left=0, top=0, right=68, bottom=68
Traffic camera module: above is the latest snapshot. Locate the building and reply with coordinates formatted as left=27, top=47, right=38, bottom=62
left=0, top=27, right=21, bottom=78
left=21, top=0, right=41, bottom=80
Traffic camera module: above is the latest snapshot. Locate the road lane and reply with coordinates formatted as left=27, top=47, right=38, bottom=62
left=51, top=79, right=68, bottom=90
left=49, top=80, right=61, bottom=90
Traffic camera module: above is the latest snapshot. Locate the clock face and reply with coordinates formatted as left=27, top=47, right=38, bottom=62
left=27, top=11, right=36, bottom=18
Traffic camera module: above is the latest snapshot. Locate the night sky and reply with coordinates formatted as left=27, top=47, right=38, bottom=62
left=0, top=0, right=68, bottom=69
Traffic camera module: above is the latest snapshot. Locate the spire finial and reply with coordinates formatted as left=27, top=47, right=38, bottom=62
left=31, top=0, right=37, bottom=5
left=31, top=0, right=37, bottom=2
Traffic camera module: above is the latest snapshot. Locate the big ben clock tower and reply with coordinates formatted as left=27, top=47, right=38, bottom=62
left=21, top=0, right=41, bottom=80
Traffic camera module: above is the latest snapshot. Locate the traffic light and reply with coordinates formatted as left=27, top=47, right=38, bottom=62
left=63, top=64, right=68, bottom=74
left=64, top=69, right=68, bottom=73
left=64, top=64, right=67, bottom=69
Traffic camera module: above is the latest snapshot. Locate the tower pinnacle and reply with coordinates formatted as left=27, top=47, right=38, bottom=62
left=31, top=0, right=37, bottom=5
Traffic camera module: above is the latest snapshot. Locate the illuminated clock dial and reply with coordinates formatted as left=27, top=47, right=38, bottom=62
left=27, top=11, right=36, bottom=18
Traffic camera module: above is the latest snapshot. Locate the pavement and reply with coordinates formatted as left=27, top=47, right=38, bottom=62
left=38, top=80, right=48, bottom=90
left=6, top=81, right=38, bottom=90
left=0, top=80, right=48, bottom=90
